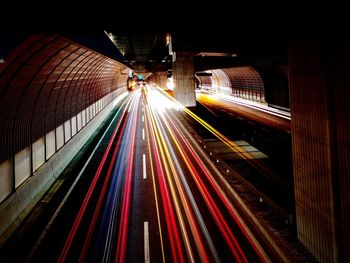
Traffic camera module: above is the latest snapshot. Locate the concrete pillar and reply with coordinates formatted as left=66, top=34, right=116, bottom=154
left=289, top=40, right=350, bottom=263
left=172, top=52, right=196, bottom=107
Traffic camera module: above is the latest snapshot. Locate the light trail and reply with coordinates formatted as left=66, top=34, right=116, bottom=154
left=156, top=105, right=247, bottom=263
left=183, top=106, right=278, bottom=178
left=95, top=92, right=140, bottom=262
left=147, top=104, right=186, bottom=263
left=168, top=102, right=270, bottom=262
left=58, top=96, right=133, bottom=263
left=147, top=100, right=201, bottom=262
left=168, top=115, right=266, bottom=262
left=97, top=111, right=133, bottom=262
left=144, top=100, right=166, bottom=263
left=211, top=92, right=291, bottom=120
left=26, top=93, right=129, bottom=262
left=115, top=92, right=140, bottom=263
left=149, top=106, right=218, bottom=263
left=78, top=110, right=129, bottom=262
left=54, top=85, right=270, bottom=262
left=144, top=84, right=269, bottom=262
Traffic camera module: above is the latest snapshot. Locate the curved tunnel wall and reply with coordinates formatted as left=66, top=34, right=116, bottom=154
left=196, top=67, right=265, bottom=102
left=211, top=69, right=231, bottom=94
left=0, top=34, right=129, bottom=203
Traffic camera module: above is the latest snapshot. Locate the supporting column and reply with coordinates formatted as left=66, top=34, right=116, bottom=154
left=172, top=52, right=196, bottom=107
left=289, top=40, right=350, bottom=263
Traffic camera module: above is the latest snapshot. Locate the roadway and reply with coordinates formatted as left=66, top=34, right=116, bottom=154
left=1, top=85, right=271, bottom=262
left=192, top=90, right=294, bottom=223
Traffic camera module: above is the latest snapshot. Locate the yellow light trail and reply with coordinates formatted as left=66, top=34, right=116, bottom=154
left=143, top=93, right=166, bottom=263
left=150, top=85, right=271, bottom=262
left=163, top=110, right=270, bottom=262
left=146, top=88, right=195, bottom=263
left=148, top=101, right=212, bottom=262
left=155, top=86, right=257, bottom=161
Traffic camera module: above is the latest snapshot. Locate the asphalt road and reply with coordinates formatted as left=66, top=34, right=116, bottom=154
left=1, top=85, right=276, bottom=263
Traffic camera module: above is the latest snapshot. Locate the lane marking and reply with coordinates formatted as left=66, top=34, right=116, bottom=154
left=142, top=115, right=144, bottom=122
left=142, top=107, right=144, bottom=112
left=142, top=128, right=145, bottom=140
left=144, top=222, right=150, bottom=263
left=143, top=154, right=147, bottom=179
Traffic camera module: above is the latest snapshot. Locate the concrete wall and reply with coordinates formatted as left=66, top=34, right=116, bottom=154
left=172, top=52, right=196, bottom=107
left=289, top=40, right=350, bottom=263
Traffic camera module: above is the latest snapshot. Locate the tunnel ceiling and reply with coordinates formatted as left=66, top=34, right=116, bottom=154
left=1, top=2, right=337, bottom=75
left=96, top=30, right=289, bottom=74
left=0, top=30, right=288, bottom=77
left=3, top=0, right=331, bottom=75
left=104, top=32, right=170, bottom=73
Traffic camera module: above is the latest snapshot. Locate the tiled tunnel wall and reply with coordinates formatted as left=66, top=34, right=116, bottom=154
left=196, top=67, right=265, bottom=102
left=0, top=34, right=129, bottom=203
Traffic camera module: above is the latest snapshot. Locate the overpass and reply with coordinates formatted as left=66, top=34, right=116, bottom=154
left=0, top=31, right=349, bottom=263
